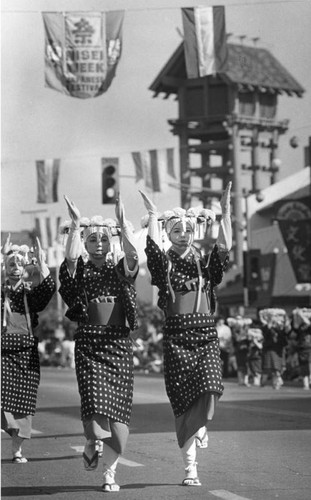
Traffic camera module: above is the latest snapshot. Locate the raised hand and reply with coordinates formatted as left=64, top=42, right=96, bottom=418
left=115, top=193, right=126, bottom=227
left=2, top=233, right=12, bottom=255
left=64, top=195, right=81, bottom=228
left=139, top=190, right=157, bottom=215
left=220, top=182, right=232, bottom=216
left=33, top=237, right=46, bottom=267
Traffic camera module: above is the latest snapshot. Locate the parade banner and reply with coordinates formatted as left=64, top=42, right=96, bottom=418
left=182, top=5, right=228, bottom=78
left=43, top=11, right=124, bottom=98
left=36, top=159, right=60, bottom=203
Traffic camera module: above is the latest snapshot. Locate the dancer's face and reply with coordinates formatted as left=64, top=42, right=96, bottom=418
left=5, top=255, right=25, bottom=282
left=169, top=222, right=193, bottom=253
left=85, top=233, right=110, bottom=260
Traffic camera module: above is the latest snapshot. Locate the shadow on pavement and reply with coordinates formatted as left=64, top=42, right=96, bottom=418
left=1, top=483, right=177, bottom=496
left=1, top=486, right=102, bottom=496
left=34, top=397, right=311, bottom=436
left=1, top=455, right=81, bottom=464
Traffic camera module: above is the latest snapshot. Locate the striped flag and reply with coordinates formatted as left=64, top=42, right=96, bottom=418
left=35, top=216, right=61, bottom=250
left=36, top=159, right=60, bottom=203
left=131, top=148, right=176, bottom=192
left=182, top=5, right=228, bottom=78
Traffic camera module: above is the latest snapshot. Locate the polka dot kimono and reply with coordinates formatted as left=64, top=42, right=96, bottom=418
left=59, top=256, right=138, bottom=425
left=1, top=275, right=56, bottom=415
left=145, top=236, right=229, bottom=418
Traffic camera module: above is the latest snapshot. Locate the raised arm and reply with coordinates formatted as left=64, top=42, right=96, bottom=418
left=217, top=182, right=232, bottom=256
left=64, top=195, right=82, bottom=275
left=139, top=191, right=160, bottom=245
left=115, top=195, right=138, bottom=272
left=33, top=237, right=50, bottom=281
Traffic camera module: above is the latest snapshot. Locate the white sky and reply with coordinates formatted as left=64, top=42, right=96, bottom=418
left=1, top=0, right=311, bottom=233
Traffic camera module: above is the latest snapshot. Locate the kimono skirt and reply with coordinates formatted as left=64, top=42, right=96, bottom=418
left=1, top=312, right=40, bottom=439
left=163, top=291, right=223, bottom=448
left=74, top=302, right=134, bottom=442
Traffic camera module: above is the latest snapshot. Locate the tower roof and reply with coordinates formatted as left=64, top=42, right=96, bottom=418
left=150, top=43, right=304, bottom=97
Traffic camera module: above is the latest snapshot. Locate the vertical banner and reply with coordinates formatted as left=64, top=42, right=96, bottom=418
left=278, top=220, right=311, bottom=283
left=35, top=216, right=61, bottom=250
left=132, top=148, right=176, bottom=192
left=43, top=11, right=124, bottom=98
left=182, top=5, right=228, bottom=78
left=132, top=150, right=159, bottom=191
left=36, top=159, right=60, bottom=203
left=276, top=200, right=311, bottom=284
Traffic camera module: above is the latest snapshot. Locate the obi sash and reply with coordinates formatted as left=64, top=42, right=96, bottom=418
left=87, top=301, right=126, bottom=326
left=2, top=285, right=33, bottom=336
left=167, top=290, right=210, bottom=317
left=5, top=312, right=30, bottom=335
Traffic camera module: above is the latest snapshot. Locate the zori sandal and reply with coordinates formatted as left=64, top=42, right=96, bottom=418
left=182, top=462, right=201, bottom=486
left=12, top=456, right=28, bottom=464
left=195, top=429, right=209, bottom=448
left=102, top=468, right=120, bottom=492
left=102, top=483, right=120, bottom=492
left=182, top=477, right=201, bottom=486
left=83, top=450, right=98, bottom=471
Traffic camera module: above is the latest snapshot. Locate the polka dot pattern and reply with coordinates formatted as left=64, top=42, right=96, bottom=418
left=59, top=257, right=138, bottom=331
left=1, top=275, right=56, bottom=415
left=59, top=257, right=138, bottom=425
left=75, top=326, right=134, bottom=424
left=145, top=236, right=228, bottom=315
left=145, top=236, right=227, bottom=417
left=163, top=324, right=223, bottom=417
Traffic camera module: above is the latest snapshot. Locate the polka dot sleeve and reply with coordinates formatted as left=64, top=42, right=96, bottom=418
left=145, top=235, right=168, bottom=289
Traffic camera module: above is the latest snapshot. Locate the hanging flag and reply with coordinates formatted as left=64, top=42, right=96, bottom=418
left=132, top=148, right=176, bottom=192
left=131, top=150, right=158, bottom=191
left=166, top=148, right=176, bottom=179
left=42, top=11, right=124, bottom=99
left=36, top=159, right=60, bottom=203
left=182, top=5, right=228, bottom=78
left=132, top=152, right=144, bottom=183
left=35, top=216, right=61, bottom=250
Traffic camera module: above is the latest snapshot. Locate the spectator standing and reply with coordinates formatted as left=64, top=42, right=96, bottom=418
left=247, top=325, right=264, bottom=386
left=292, top=308, right=311, bottom=390
left=216, top=317, right=232, bottom=378
left=228, top=316, right=252, bottom=386
left=259, top=308, right=291, bottom=389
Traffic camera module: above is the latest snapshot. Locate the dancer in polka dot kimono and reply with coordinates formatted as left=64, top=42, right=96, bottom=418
left=140, top=182, right=232, bottom=487
left=58, top=195, right=138, bottom=493
left=1, top=235, right=56, bottom=463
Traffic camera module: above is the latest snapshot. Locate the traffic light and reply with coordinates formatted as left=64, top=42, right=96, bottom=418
left=102, top=158, right=119, bottom=204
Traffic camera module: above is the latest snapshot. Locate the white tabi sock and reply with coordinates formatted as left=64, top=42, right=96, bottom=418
left=181, top=434, right=198, bottom=477
left=102, top=443, right=119, bottom=484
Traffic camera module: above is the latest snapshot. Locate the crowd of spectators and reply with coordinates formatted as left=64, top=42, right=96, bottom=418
left=216, top=307, right=311, bottom=390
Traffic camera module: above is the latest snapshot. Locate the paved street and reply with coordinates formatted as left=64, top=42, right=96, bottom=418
left=1, top=368, right=311, bottom=500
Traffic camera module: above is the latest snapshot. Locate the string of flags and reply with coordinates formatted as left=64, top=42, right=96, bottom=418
left=35, top=148, right=177, bottom=204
